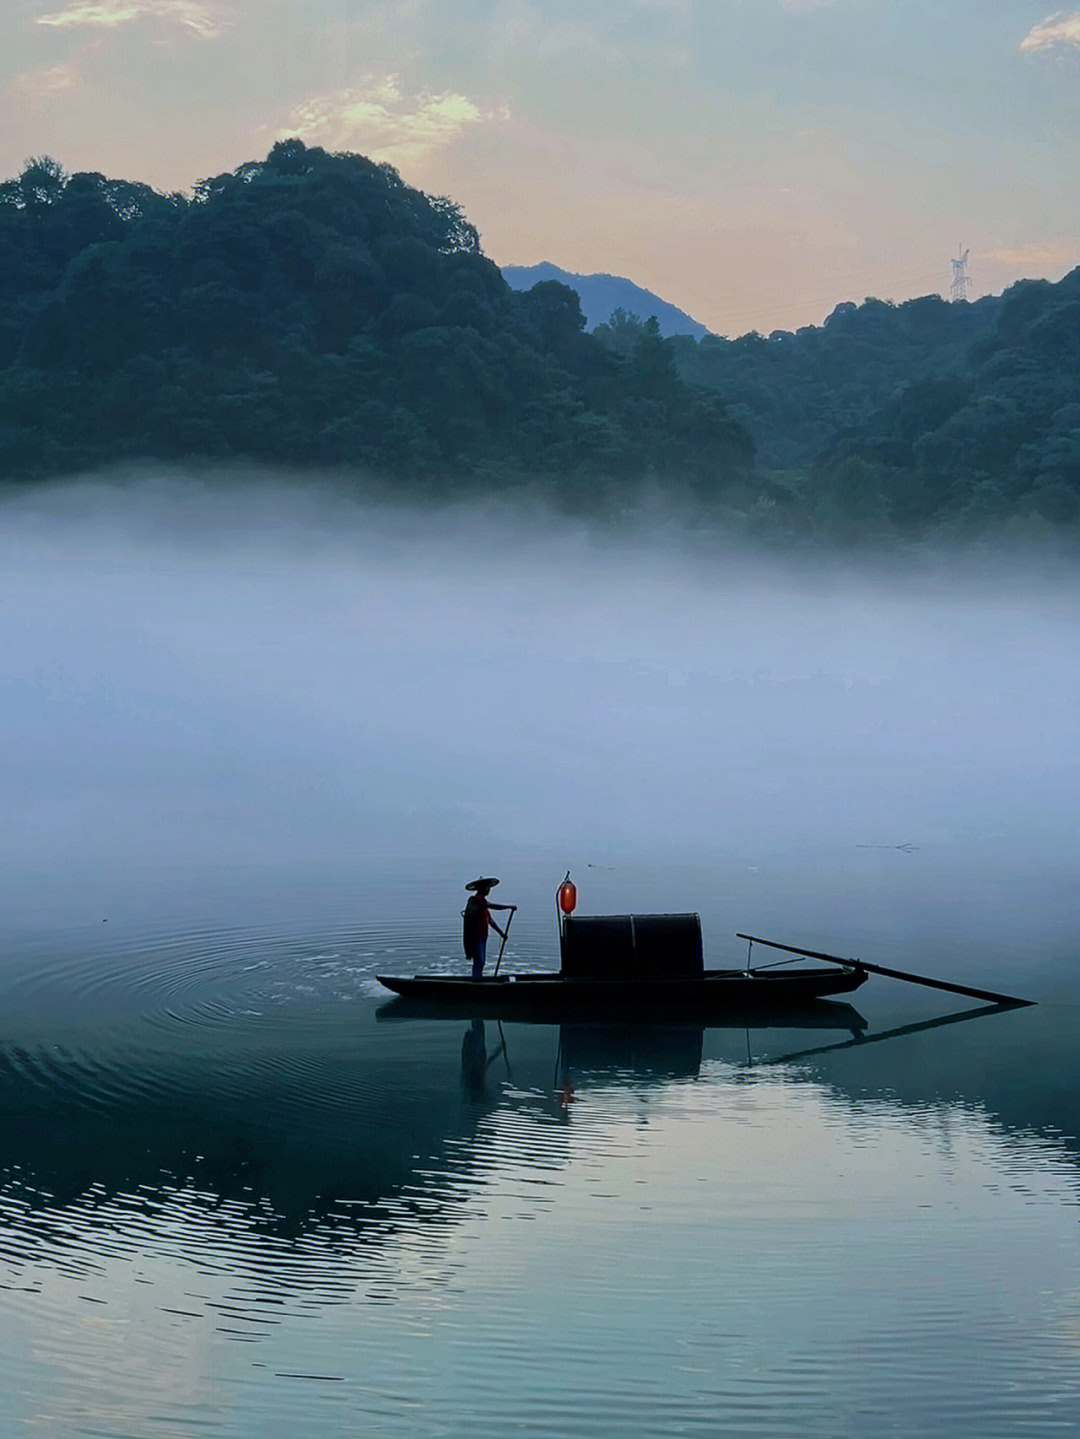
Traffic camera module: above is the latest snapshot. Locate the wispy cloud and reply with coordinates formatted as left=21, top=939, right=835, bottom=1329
left=276, top=77, right=496, bottom=165
left=12, top=62, right=78, bottom=97
left=37, top=0, right=228, bottom=38
left=1019, top=11, right=1080, bottom=52
left=985, top=240, right=1080, bottom=268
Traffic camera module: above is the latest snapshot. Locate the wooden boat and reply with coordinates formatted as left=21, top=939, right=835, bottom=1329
left=377, top=868, right=1033, bottom=1020
left=376, top=907, right=868, bottom=1021
left=375, top=965, right=868, bottom=1021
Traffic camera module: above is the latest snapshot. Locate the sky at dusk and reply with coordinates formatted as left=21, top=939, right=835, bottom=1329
left=4, top=1, right=1079, bottom=335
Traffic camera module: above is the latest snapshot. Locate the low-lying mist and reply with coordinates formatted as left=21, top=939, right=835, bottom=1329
left=3, top=473, right=1078, bottom=954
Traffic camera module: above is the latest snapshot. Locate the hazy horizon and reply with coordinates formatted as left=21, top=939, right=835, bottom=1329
left=4, top=472, right=1077, bottom=965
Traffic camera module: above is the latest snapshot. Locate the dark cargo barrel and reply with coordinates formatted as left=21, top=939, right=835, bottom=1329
left=559, top=914, right=703, bottom=979
left=632, top=914, right=703, bottom=976
left=559, top=916, right=634, bottom=979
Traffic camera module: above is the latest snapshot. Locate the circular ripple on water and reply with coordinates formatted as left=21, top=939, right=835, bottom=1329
left=3, top=916, right=441, bottom=1041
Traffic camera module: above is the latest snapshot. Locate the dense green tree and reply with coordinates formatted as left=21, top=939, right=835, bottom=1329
left=0, top=144, right=755, bottom=512
left=678, top=272, right=1080, bottom=539
left=4, top=140, right=1076, bottom=543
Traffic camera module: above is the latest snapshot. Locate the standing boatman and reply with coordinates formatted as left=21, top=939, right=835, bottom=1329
left=463, top=877, right=516, bottom=981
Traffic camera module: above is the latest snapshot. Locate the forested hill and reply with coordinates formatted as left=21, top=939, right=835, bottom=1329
left=2, top=142, right=1077, bottom=546
left=0, top=143, right=753, bottom=507
left=668, top=271, right=1080, bottom=540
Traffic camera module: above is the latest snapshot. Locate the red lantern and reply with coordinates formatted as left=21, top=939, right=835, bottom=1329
left=557, top=876, right=577, bottom=915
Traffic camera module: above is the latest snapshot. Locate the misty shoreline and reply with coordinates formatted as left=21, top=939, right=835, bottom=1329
left=5, top=465, right=1078, bottom=586
left=3, top=465, right=1077, bottom=963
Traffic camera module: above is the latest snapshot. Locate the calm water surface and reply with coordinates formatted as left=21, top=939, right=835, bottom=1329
left=3, top=485, right=1079, bottom=1435
left=1, top=862, right=1078, bottom=1439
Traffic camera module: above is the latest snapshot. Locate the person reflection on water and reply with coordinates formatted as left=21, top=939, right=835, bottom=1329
left=462, top=876, right=516, bottom=981
left=460, top=1018, right=506, bottom=1101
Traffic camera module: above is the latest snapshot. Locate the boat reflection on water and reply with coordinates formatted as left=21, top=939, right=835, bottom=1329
left=434, top=1000, right=870, bottom=1116
left=753, top=998, right=1029, bottom=1067
left=0, top=990, right=1058, bottom=1299
left=383, top=993, right=871, bottom=1114
left=0, top=999, right=867, bottom=1252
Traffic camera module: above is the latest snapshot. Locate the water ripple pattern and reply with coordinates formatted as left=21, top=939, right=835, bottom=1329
left=0, top=912, right=428, bottom=1037
left=1, top=912, right=1079, bottom=1437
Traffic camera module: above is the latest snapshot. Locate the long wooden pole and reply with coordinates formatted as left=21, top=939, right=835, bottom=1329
left=735, top=933, right=1034, bottom=1007
left=493, top=907, right=516, bottom=976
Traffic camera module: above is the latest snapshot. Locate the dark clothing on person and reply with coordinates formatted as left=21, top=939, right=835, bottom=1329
left=468, top=936, right=487, bottom=982
left=464, top=893, right=493, bottom=981
left=463, top=892, right=491, bottom=950
left=462, top=882, right=513, bottom=980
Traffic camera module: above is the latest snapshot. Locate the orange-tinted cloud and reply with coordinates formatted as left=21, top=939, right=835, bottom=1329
left=37, top=0, right=227, bottom=38
left=275, top=77, right=494, bottom=165
left=12, top=63, right=78, bottom=96
left=1019, top=11, right=1080, bottom=52
left=984, top=240, right=1080, bottom=267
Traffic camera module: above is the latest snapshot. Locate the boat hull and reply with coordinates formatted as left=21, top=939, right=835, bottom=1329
left=375, top=965, right=868, bottom=1021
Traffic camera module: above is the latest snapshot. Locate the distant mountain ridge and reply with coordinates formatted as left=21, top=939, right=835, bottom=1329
left=500, top=262, right=710, bottom=339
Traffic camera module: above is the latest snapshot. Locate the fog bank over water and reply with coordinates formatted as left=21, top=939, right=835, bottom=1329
left=3, top=475, right=1078, bottom=948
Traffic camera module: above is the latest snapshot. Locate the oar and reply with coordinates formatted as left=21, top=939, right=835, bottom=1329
left=735, top=932, right=1034, bottom=1007
left=493, top=906, right=516, bottom=976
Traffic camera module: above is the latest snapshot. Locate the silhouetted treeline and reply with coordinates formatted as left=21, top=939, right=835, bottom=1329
left=0, top=144, right=753, bottom=507
left=4, top=143, right=1077, bottom=545
left=659, top=272, right=1080, bottom=543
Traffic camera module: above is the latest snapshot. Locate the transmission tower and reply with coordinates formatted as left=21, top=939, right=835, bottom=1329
left=949, top=246, right=971, bottom=302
